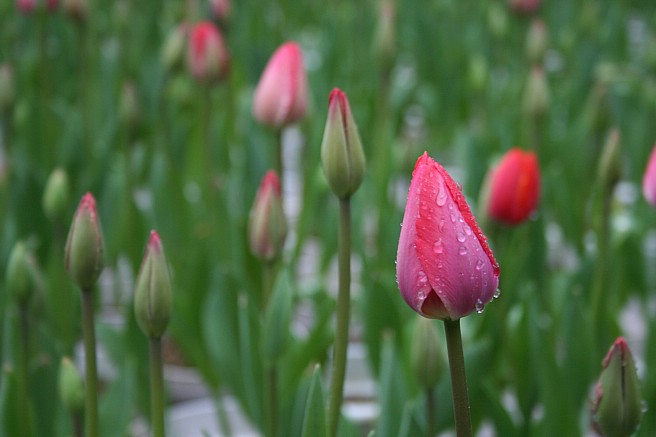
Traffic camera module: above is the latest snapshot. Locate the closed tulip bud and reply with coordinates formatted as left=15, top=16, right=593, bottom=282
left=63, top=0, right=87, bottom=22
left=396, top=152, right=500, bottom=320
left=592, top=337, right=642, bottom=437
left=373, top=0, right=396, bottom=69
left=509, top=0, right=541, bottom=14
left=487, top=3, right=508, bottom=39
left=320, top=88, right=366, bottom=199
left=484, top=148, right=540, bottom=226
left=253, top=42, right=308, bottom=128
left=0, top=64, right=15, bottom=113
left=642, top=143, right=656, bottom=207
left=16, top=0, right=36, bottom=13
left=523, top=66, right=549, bottom=120
left=161, top=24, right=188, bottom=73
left=187, top=21, right=229, bottom=83
left=6, top=241, right=35, bottom=305
left=43, top=168, right=70, bottom=222
left=248, top=171, right=286, bottom=262
left=411, top=318, right=444, bottom=389
left=525, top=19, right=548, bottom=64
left=118, top=81, right=140, bottom=130
left=597, top=129, right=621, bottom=191
left=65, top=193, right=104, bottom=291
left=134, top=231, right=172, bottom=339
left=58, top=357, right=85, bottom=413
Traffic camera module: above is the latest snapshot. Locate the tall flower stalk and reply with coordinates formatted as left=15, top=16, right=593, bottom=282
left=320, top=88, right=366, bottom=437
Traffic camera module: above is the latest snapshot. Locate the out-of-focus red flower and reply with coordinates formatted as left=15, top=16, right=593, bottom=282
left=485, top=148, right=540, bottom=225
left=187, top=21, right=229, bottom=82
left=248, top=170, right=287, bottom=262
left=396, top=152, right=500, bottom=320
left=643, top=144, right=656, bottom=207
left=252, top=42, right=308, bottom=128
left=509, top=0, right=541, bottom=14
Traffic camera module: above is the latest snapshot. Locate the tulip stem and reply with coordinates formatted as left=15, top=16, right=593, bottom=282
left=149, top=337, right=166, bottom=437
left=81, top=288, right=99, bottom=437
left=443, top=319, right=472, bottom=437
left=72, top=411, right=84, bottom=437
left=275, top=128, right=284, bottom=189
left=263, top=262, right=278, bottom=437
left=17, top=304, right=32, bottom=437
left=426, top=386, right=436, bottom=437
left=327, top=197, right=352, bottom=437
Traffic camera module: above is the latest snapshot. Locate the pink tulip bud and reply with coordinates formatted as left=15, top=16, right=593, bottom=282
left=16, top=0, right=36, bottom=13
left=643, top=143, right=656, bottom=207
left=248, top=171, right=287, bottom=262
left=187, top=21, right=229, bottom=83
left=485, top=148, right=540, bottom=225
left=509, top=0, right=541, bottom=14
left=253, top=42, right=308, bottom=128
left=65, top=193, right=104, bottom=290
left=396, top=152, right=500, bottom=320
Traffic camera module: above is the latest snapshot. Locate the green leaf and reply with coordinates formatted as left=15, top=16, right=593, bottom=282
left=301, top=365, right=326, bottom=437
left=375, top=336, right=407, bottom=437
left=262, top=270, right=293, bottom=365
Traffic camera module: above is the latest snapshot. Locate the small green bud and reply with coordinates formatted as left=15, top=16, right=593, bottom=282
left=118, top=81, right=140, bottom=131
left=320, top=88, right=366, bottom=199
left=43, top=168, right=70, bottom=222
left=525, top=19, right=548, bottom=64
left=58, top=357, right=85, bottom=413
left=134, top=231, right=172, bottom=339
left=372, top=0, right=396, bottom=70
left=6, top=241, right=35, bottom=305
left=522, top=66, right=550, bottom=120
left=410, top=317, right=443, bottom=389
left=592, top=337, right=642, bottom=437
left=161, top=24, right=187, bottom=73
left=65, top=193, right=104, bottom=291
left=248, top=170, right=287, bottom=262
left=597, top=128, right=621, bottom=191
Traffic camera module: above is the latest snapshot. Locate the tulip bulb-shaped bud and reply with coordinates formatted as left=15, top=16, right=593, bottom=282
left=161, top=24, right=188, bottom=73
left=642, top=143, right=656, bottom=207
left=58, top=357, right=85, bottom=413
left=597, top=129, right=621, bottom=191
left=43, top=168, right=70, bottom=222
left=525, top=18, right=548, bottom=64
left=0, top=64, right=14, bottom=113
left=134, top=231, right=172, bottom=339
left=65, top=193, right=104, bottom=290
left=396, top=152, right=500, bottom=320
left=320, top=88, right=366, bottom=199
left=6, top=241, right=35, bottom=305
left=592, top=337, right=642, bottom=437
left=248, top=171, right=287, bottom=262
left=253, top=42, right=308, bottom=128
left=483, top=148, right=541, bottom=226
left=411, top=317, right=444, bottom=389
left=187, top=21, right=229, bottom=83
left=523, top=66, right=550, bottom=120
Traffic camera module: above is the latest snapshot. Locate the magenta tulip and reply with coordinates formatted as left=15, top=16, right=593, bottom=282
left=643, top=143, right=656, bottom=207
left=252, top=42, right=308, bottom=128
left=187, top=21, right=229, bottom=82
left=396, top=152, right=500, bottom=320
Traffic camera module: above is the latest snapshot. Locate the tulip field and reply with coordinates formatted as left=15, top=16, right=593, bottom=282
left=2, top=0, right=656, bottom=436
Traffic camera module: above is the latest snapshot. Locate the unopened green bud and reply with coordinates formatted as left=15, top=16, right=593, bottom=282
left=0, top=64, right=14, bottom=113
left=525, top=18, right=548, bottom=64
left=487, top=3, right=508, bottom=39
left=58, top=357, right=85, bottom=413
left=118, top=81, right=140, bottom=130
left=161, top=24, right=188, bottom=73
left=597, top=128, right=621, bottom=191
left=592, top=337, right=642, bottom=437
left=134, top=231, right=172, bottom=338
left=373, top=0, right=396, bottom=70
left=522, top=66, right=549, bottom=120
left=65, top=193, right=104, bottom=290
left=43, top=168, right=70, bottom=222
left=6, top=241, right=35, bottom=305
left=410, top=317, right=443, bottom=389
left=248, top=170, right=286, bottom=262
left=320, top=88, right=366, bottom=199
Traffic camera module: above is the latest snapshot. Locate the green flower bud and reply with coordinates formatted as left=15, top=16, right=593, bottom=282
left=522, top=66, right=550, bottom=120
left=320, top=88, right=366, bottom=199
left=6, top=241, right=35, bottom=305
left=248, top=170, right=286, bottom=262
left=65, top=193, right=104, bottom=291
left=58, top=357, right=85, bottom=413
left=43, top=168, right=70, bottom=222
left=592, top=337, right=642, bottom=437
left=118, top=81, right=140, bottom=131
left=161, top=24, right=188, bottom=73
left=373, top=0, right=396, bottom=70
left=134, top=231, right=172, bottom=339
left=410, top=317, right=444, bottom=389
left=525, top=19, right=548, bottom=64
left=597, top=128, right=621, bottom=191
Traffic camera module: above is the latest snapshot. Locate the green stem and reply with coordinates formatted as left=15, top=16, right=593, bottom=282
left=327, top=197, right=352, bottom=437
left=264, top=365, right=278, bottom=437
left=72, top=411, right=84, bottom=437
left=275, top=128, right=283, bottom=188
left=443, top=319, right=472, bottom=437
left=149, top=337, right=166, bottom=437
left=81, top=289, right=99, bottom=437
left=591, top=185, right=611, bottom=350
left=17, top=304, right=31, bottom=437
left=263, top=262, right=275, bottom=310
left=426, top=386, right=436, bottom=437
left=214, top=391, right=233, bottom=437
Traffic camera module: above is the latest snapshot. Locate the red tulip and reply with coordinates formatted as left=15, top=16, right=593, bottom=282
left=187, top=21, right=229, bottom=82
left=396, top=152, right=500, bottom=320
left=485, top=148, right=540, bottom=225
left=643, top=144, right=656, bottom=207
left=248, top=170, right=287, bottom=262
left=253, top=42, right=308, bottom=128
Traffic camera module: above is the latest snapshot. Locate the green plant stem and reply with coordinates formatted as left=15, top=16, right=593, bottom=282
left=275, top=128, right=283, bottom=188
left=426, top=386, right=436, bottom=437
left=202, top=84, right=213, bottom=190
left=17, top=304, right=32, bottom=437
left=327, top=197, right=352, bottom=437
left=149, top=337, right=166, bottom=437
left=81, top=289, right=99, bottom=437
left=591, top=186, right=611, bottom=350
left=263, top=262, right=275, bottom=310
left=443, top=319, right=472, bottom=437
left=264, top=365, right=278, bottom=437
left=72, top=411, right=84, bottom=437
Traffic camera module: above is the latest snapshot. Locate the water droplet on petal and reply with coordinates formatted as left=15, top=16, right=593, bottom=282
left=438, top=219, right=445, bottom=231
left=436, top=182, right=447, bottom=206
left=433, top=239, right=444, bottom=254
left=475, top=299, right=484, bottom=314
left=493, top=288, right=501, bottom=299
left=418, top=270, right=428, bottom=285
left=475, top=259, right=484, bottom=270
left=457, top=232, right=466, bottom=243
left=450, top=212, right=457, bottom=223
left=459, top=246, right=468, bottom=255
left=464, top=225, right=472, bottom=236
left=456, top=182, right=463, bottom=192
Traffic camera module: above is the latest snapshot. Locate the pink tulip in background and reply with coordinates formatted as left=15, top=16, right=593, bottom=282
left=248, top=170, right=287, bottom=262
left=16, top=0, right=36, bottom=13
left=643, top=144, right=656, bottom=207
left=485, top=148, right=541, bottom=225
left=396, top=152, right=500, bottom=320
left=187, top=21, right=229, bottom=82
left=253, top=42, right=308, bottom=128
